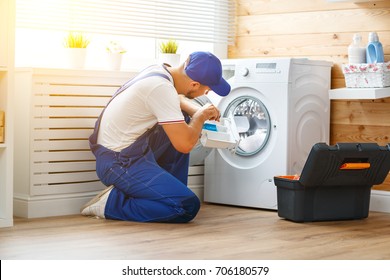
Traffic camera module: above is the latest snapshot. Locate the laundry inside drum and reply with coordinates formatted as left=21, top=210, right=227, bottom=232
left=224, top=96, right=271, bottom=156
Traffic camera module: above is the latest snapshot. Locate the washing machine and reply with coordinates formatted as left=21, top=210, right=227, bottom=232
left=203, top=58, right=332, bottom=209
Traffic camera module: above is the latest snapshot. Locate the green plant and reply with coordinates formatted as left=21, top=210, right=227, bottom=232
left=159, top=39, right=179, bottom=54
left=63, top=32, right=90, bottom=48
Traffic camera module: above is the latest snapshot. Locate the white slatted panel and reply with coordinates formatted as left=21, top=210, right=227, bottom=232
left=30, top=69, right=204, bottom=196
left=30, top=70, right=130, bottom=195
left=188, top=165, right=204, bottom=189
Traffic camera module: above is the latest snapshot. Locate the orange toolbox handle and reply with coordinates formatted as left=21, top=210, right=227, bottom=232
left=339, top=163, right=371, bottom=170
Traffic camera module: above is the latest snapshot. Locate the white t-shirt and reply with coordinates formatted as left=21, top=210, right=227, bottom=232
left=97, top=65, right=185, bottom=152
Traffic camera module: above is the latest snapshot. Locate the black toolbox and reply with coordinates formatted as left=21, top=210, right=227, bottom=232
left=274, top=143, right=390, bottom=222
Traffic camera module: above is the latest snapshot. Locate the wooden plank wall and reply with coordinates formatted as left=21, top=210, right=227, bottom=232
left=229, top=0, right=390, bottom=191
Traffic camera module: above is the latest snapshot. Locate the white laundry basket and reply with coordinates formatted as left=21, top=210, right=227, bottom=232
left=342, top=62, right=390, bottom=88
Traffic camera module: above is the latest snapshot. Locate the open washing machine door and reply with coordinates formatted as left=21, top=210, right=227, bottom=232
left=224, top=95, right=271, bottom=157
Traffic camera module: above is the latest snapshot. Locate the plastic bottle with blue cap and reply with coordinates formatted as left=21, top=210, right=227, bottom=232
left=366, top=32, right=385, bottom=64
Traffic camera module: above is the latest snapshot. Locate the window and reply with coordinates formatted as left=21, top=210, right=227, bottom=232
left=16, top=0, right=236, bottom=70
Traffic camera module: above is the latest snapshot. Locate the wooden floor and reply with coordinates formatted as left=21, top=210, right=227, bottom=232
left=1, top=203, right=390, bottom=260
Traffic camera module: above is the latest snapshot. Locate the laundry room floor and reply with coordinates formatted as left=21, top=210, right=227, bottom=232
left=1, top=203, right=390, bottom=259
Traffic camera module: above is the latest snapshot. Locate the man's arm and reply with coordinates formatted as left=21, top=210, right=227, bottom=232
left=162, top=103, right=220, bottom=154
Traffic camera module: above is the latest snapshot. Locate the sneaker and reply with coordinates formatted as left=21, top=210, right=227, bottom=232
left=80, top=185, right=114, bottom=218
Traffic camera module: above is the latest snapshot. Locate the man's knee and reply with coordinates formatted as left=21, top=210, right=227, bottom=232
left=181, top=194, right=201, bottom=222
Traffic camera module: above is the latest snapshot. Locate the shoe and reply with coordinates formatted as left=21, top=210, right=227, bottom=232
left=80, top=185, right=114, bottom=218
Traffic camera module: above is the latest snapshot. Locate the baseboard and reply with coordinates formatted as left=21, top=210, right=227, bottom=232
left=0, top=218, right=13, bottom=228
left=370, top=190, right=390, bottom=213
left=14, top=186, right=385, bottom=218
left=13, top=185, right=205, bottom=218
left=13, top=192, right=95, bottom=218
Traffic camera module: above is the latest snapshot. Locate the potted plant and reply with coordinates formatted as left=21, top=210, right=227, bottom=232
left=158, top=39, right=180, bottom=66
left=63, top=32, right=90, bottom=69
left=106, top=41, right=126, bottom=70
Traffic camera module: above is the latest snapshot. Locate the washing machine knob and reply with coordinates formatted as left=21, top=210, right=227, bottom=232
left=240, top=67, right=249, bottom=77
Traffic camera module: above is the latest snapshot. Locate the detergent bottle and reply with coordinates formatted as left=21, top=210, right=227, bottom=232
left=366, top=32, right=384, bottom=63
left=348, top=33, right=366, bottom=64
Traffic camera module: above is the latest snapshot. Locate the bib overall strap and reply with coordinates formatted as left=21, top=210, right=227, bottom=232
left=111, top=72, right=170, bottom=107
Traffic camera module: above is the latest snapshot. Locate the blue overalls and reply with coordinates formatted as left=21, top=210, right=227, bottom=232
left=89, top=70, right=200, bottom=223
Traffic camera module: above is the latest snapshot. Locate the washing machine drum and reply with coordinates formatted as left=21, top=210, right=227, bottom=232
left=224, top=96, right=271, bottom=156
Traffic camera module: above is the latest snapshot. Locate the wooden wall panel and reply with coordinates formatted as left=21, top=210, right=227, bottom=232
left=231, top=0, right=390, bottom=191
left=237, top=11, right=390, bottom=37
left=237, top=0, right=390, bottom=16
left=331, top=123, right=390, bottom=143
left=331, top=98, right=390, bottom=127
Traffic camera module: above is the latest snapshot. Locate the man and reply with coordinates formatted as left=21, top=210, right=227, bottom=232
left=81, top=51, right=230, bottom=223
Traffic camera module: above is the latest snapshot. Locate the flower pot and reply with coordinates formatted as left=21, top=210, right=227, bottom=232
left=65, top=48, right=87, bottom=69
left=107, top=53, right=123, bottom=71
left=158, top=53, right=180, bottom=67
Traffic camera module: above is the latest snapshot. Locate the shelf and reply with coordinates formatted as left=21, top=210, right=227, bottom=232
left=329, top=87, right=390, bottom=100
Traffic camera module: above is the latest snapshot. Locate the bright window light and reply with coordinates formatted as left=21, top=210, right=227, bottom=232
left=15, top=0, right=235, bottom=70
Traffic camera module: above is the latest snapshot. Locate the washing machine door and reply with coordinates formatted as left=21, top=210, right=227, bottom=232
left=223, top=95, right=271, bottom=157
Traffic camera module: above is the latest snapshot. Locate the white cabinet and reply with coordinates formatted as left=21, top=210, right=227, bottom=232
left=13, top=68, right=136, bottom=218
left=0, top=0, right=15, bottom=228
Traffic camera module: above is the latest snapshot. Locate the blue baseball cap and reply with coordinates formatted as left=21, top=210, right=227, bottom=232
left=185, top=51, right=231, bottom=96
